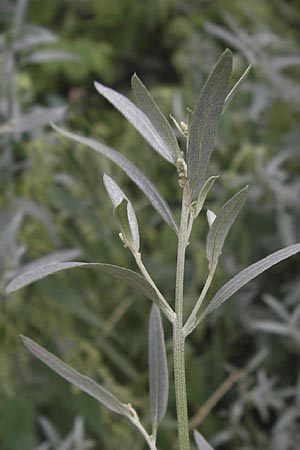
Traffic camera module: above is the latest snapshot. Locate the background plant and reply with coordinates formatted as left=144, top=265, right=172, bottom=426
left=2, top=1, right=300, bottom=449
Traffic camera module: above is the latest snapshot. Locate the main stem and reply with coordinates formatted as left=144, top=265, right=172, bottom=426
left=173, top=185, right=190, bottom=450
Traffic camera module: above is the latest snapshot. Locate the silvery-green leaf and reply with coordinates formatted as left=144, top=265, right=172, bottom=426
left=12, top=248, right=80, bottom=279
left=148, top=304, right=169, bottom=435
left=188, top=49, right=233, bottom=199
left=14, top=25, right=56, bottom=51
left=51, top=124, right=178, bottom=233
left=206, top=186, right=248, bottom=271
left=131, top=74, right=181, bottom=161
left=223, top=64, right=251, bottom=112
left=114, top=199, right=139, bottom=252
left=250, top=320, right=290, bottom=336
left=7, top=107, right=66, bottom=133
left=21, top=336, right=131, bottom=417
left=194, top=176, right=219, bottom=217
left=103, top=174, right=139, bottom=252
left=194, top=430, right=215, bottom=450
left=206, top=209, right=216, bottom=228
left=25, top=50, right=79, bottom=64
left=6, top=262, right=161, bottom=306
left=94, top=81, right=175, bottom=164
left=200, top=243, right=300, bottom=320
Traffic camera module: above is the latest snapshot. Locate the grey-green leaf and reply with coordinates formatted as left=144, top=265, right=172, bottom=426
left=194, top=176, right=219, bottom=217
left=51, top=124, right=178, bottom=233
left=94, top=81, right=175, bottom=164
left=148, top=304, right=169, bottom=434
left=223, top=64, right=251, bottom=113
left=206, top=186, right=248, bottom=271
left=103, top=175, right=140, bottom=252
left=201, top=243, right=300, bottom=321
left=6, top=262, right=161, bottom=306
left=194, top=430, right=215, bottom=450
left=131, top=74, right=181, bottom=161
left=21, top=335, right=131, bottom=417
left=114, top=199, right=139, bottom=252
left=188, top=49, right=233, bottom=199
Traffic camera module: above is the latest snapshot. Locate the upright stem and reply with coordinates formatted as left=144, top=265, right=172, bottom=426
left=173, top=185, right=190, bottom=450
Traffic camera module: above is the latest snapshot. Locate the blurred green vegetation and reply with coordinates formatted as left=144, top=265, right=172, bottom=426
left=1, top=0, right=300, bottom=449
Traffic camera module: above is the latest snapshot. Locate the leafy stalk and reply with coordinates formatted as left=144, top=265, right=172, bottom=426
left=173, top=184, right=192, bottom=450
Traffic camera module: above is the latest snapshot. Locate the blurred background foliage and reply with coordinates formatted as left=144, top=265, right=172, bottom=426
left=0, top=0, right=300, bottom=449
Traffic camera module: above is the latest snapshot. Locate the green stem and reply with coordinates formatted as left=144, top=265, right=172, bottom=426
left=173, top=185, right=190, bottom=450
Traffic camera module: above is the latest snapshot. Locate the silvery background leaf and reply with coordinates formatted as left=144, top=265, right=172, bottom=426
left=21, top=336, right=131, bottom=417
left=25, top=50, right=79, bottom=64
left=148, top=304, right=169, bottom=435
left=131, top=73, right=181, bottom=161
left=7, top=106, right=66, bottom=133
left=94, top=81, right=175, bottom=163
left=188, top=49, right=232, bottom=199
left=52, top=124, right=178, bottom=232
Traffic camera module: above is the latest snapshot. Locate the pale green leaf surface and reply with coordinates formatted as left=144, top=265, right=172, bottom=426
left=103, top=175, right=140, bottom=251
left=206, top=186, right=248, bottom=271
left=194, top=430, right=215, bottom=450
left=188, top=49, right=233, bottom=199
left=21, top=336, right=131, bottom=417
left=223, top=64, right=251, bottom=112
left=6, top=262, right=161, bottom=305
left=51, top=124, right=178, bottom=233
left=114, top=199, right=139, bottom=252
left=94, top=81, right=174, bottom=163
left=148, top=304, right=169, bottom=433
left=200, top=243, right=300, bottom=321
left=194, top=176, right=219, bottom=217
left=131, top=74, right=181, bottom=161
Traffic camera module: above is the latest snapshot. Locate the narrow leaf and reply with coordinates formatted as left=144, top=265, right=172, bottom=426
left=206, top=186, right=248, bottom=271
left=194, top=430, right=215, bottom=450
left=6, top=262, right=161, bottom=306
left=223, top=64, right=251, bottom=112
left=114, top=199, right=139, bottom=252
left=200, top=243, right=300, bottom=320
left=7, top=107, right=66, bottom=133
left=51, top=124, right=178, bottom=233
left=21, top=335, right=131, bottom=417
left=131, top=74, right=181, bottom=161
left=188, top=49, right=233, bottom=199
left=103, top=174, right=139, bottom=252
left=94, top=81, right=175, bottom=163
left=194, top=176, right=219, bottom=217
left=148, top=304, right=169, bottom=434
left=206, top=209, right=216, bottom=228
left=25, top=50, right=79, bottom=64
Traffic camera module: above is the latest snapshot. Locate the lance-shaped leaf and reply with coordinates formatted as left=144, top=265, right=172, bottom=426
left=148, top=304, right=169, bottom=436
left=51, top=125, right=178, bottom=233
left=103, top=174, right=140, bottom=252
left=194, top=430, right=215, bottom=450
left=131, top=74, right=181, bottom=161
left=188, top=49, right=233, bottom=199
left=200, top=243, right=300, bottom=321
left=206, top=186, right=248, bottom=271
left=21, top=335, right=131, bottom=418
left=114, top=199, right=139, bottom=252
left=223, top=64, right=251, bottom=113
left=6, top=262, right=161, bottom=306
left=193, top=176, right=219, bottom=218
left=94, top=81, right=175, bottom=164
